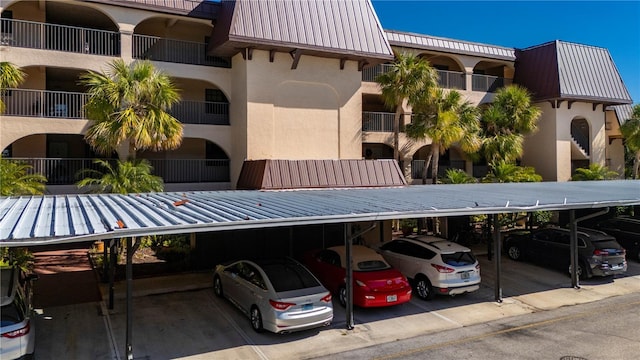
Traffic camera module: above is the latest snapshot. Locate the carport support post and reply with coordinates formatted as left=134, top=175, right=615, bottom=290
left=126, top=237, right=134, bottom=360
left=570, top=210, right=580, bottom=289
left=493, top=214, right=502, bottom=303
left=109, top=239, right=117, bottom=310
left=345, top=223, right=354, bottom=330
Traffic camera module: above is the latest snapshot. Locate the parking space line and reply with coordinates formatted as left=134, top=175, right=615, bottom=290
left=206, top=291, right=270, bottom=360
left=409, top=300, right=463, bottom=327
left=100, top=301, right=121, bottom=360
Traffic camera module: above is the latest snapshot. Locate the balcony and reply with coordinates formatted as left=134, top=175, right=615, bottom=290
left=6, top=158, right=230, bottom=185
left=132, top=34, right=231, bottom=68
left=362, top=111, right=395, bottom=132
left=1, top=19, right=120, bottom=56
left=1, top=89, right=87, bottom=119
left=1, top=89, right=229, bottom=125
left=436, top=70, right=466, bottom=90
left=472, top=74, right=512, bottom=93
left=361, top=64, right=394, bottom=82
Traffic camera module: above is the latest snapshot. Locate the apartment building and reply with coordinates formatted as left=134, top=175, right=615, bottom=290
left=1, top=0, right=633, bottom=194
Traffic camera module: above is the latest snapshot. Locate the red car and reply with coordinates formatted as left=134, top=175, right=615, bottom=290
left=302, top=245, right=412, bottom=307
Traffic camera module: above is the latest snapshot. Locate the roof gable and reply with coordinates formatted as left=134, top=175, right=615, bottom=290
left=236, top=159, right=407, bottom=190
left=208, top=0, right=394, bottom=62
left=515, top=41, right=632, bottom=105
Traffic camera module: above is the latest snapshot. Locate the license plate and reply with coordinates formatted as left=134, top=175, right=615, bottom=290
left=611, top=264, right=623, bottom=271
left=302, top=303, right=313, bottom=311
left=461, top=272, right=470, bottom=280
left=386, top=294, right=397, bottom=302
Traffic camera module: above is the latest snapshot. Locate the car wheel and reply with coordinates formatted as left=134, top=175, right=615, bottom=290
left=338, top=286, right=347, bottom=307
left=507, top=244, right=522, bottom=260
left=250, top=306, right=264, bottom=333
left=414, top=275, right=434, bottom=300
left=570, top=261, right=591, bottom=280
left=213, top=276, right=223, bottom=297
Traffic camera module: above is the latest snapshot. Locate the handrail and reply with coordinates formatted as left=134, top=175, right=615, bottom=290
left=132, top=34, right=231, bottom=68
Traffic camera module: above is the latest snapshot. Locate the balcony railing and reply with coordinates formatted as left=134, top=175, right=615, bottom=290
left=362, top=111, right=395, bottom=132
left=411, top=160, right=466, bottom=180
left=6, top=158, right=230, bottom=185
left=1, top=89, right=229, bottom=125
left=170, top=100, right=229, bottom=125
left=1, top=89, right=87, bottom=119
left=436, top=70, right=466, bottom=90
left=361, top=64, right=394, bottom=82
left=472, top=74, right=512, bottom=93
left=132, top=34, right=231, bottom=68
left=1, top=18, right=120, bottom=56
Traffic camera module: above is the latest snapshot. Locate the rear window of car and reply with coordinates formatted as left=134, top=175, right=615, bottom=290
left=261, top=262, right=321, bottom=292
left=441, top=252, right=476, bottom=266
left=356, top=260, right=390, bottom=271
left=590, top=239, right=623, bottom=249
left=1, top=300, right=25, bottom=327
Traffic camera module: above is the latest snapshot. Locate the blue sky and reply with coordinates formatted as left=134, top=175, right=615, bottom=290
left=372, top=0, right=640, bottom=105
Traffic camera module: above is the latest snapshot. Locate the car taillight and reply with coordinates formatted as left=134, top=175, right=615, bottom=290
left=431, top=264, right=454, bottom=273
left=321, top=294, right=332, bottom=303
left=1, top=321, right=30, bottom=338
left=593, top=249, right=609, bottom=256
left=269, top=299, right=295, bottom=311
left=475, top=264, right=481, bottom=271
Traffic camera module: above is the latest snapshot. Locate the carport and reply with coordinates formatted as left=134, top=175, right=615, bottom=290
left=1, top=180, right=639, bottom=359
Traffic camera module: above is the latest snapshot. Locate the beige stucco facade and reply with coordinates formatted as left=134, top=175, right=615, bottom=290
left=0, top=0, right=632, bottom=193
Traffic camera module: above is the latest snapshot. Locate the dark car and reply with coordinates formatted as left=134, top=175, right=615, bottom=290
left=588, top=216, right=640, bottom=262
left=503, top=226, right=627, bottom=279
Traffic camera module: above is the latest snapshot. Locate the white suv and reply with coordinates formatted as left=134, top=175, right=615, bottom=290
left=377, top=235, right=481, bottom=300
left=1, top=267, right=37, bottom=360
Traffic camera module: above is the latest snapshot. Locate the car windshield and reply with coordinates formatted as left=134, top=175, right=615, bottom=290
left=261, top=261, right=321, bottom=292
left=591, top=239, right=622, bottom=249
left=441, top=252, right=476, bottom=266
left=356, top=260, right=390, bottom=271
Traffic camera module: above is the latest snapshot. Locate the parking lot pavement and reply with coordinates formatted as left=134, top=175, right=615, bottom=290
left=35, top=255, right=640, bottom=360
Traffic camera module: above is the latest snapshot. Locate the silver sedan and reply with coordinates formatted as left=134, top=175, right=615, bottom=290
left=213, top=258, right=333, bottom=334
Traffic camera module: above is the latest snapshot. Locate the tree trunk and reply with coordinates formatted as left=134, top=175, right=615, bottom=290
left=431, top=145, right=440, bottom=184
left=393, top=105, right=402, bottom=165
left=634, top=152, right=640, bottom=179
left=421, top=152, right=433, bottom=185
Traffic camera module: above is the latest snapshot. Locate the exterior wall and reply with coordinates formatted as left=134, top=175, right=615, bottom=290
left=243, top=49, right=362, bottom=161
left=522, top=101, right=558, bottom=181
left=605, top=110, right=625, bottom=177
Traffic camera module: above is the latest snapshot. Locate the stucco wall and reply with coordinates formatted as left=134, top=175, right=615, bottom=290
left=522, top=101, right=558, bottom=181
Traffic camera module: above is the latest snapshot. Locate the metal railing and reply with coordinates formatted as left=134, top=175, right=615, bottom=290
left=170, top=100, right=229, bottom=125
left=5, top=158, right=230, bottom=185
left=362, top=111, right=395, bottom=132
left=436, top=70, right=466, bottom=90
left=1, top=89, right=87, bottom=119
left=471, top=74, right=512, bottom=93
left=361, top=64, right=394, bottom=82
left=1, top=18, right=120, bottom=56
left=132, top=34, right=231, bottom=68
left=1, top=89, right=230, bottom=125
left=411, top=160, right=466, bottom=180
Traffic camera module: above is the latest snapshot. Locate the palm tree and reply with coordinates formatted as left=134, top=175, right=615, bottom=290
left=442, top=168, right=477, bottom=184
left=77, top=159, right=163, bottom=194
left=377, top=52, right=438, bottom=165
left=620, top=104, right=640, bottom=179
left=481, top=85, right=541, bottom=163
left=482, top=160, right=542, bottom=183
left=79, top=59, right=182, bottom=160
left=0, top=62, right=26, bottom=113
left=571, top=163, right=619, bottom=181
left=406, top=88, right=481, bottom=184
left=0, top=157, right=47, bottom=196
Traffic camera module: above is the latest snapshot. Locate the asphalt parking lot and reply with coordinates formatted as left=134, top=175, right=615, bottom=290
left=31, top=251, right=640, bottom=360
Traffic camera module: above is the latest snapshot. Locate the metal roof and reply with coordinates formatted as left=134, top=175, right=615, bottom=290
left=85, top=0, right=219, bottom=19
left=236, top=159, right=407, bottom=190
left=1, top=180, right=639, bottom=247
left=609, top=104, right=634, bottom=126
left=514, top=41, right=632, bottom=104
left=208, top=0, right=394, bottom=61
left=385, top=30, right=516, bottom=61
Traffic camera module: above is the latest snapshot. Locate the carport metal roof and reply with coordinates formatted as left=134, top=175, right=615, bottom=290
left=1, top=180, right=639, bottom=247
